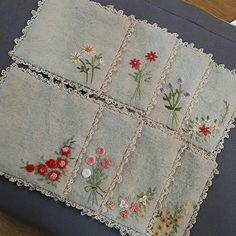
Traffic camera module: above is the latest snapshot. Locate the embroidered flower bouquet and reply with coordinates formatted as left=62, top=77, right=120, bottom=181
left=0, top=1, right=236, bottom=236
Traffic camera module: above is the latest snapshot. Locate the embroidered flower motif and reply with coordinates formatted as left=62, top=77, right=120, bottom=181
left=145, top=51, right=158, bottom=62
left=129, top=58, right=141, bottom=70
left=57, top=158, right=68, bottom=169
left=46, top=159, right=57, bottom=168
left=71, top=44, right=103, bottom=84
left=82, top=44, right=95, bottom=55
left=101, top=158, right=111, bottom=169
left=199, top=124, right=211, bottom=136
left=185, top=100, right=230, bottom=143
left=82, top=168, right=92, bottom=178
left=120, top=210, right=129, bottom=219
left=128, top=51, right=158, bottom=100
left=106, top=200, right=115, bottom=210
left=61, top=145, right=72, bottom=157
left=119, top=199, right=129, bottom=209
left=71, top=52, right=81, bottom=64
left=22, top=137, right=76, bottom=186
left=83, top=146, right=111, bottom=205
left=25, top=164, right=35, bottom=173
left=161, top=78, right=190, bottom=128
left=139, top=195, right=148, bottom=206
left=97, top=146, right=106, bottom=156
left=85, top=155, right=96, bottom=166
left=37, top=164, right=47, bottom=175
left=48, top=170, right=60, bottom=181
left=107, top=187, right=157, bottom=220
left=129, top=202, right=140, bottom=213
left=150, top=202, right=189, bottom=236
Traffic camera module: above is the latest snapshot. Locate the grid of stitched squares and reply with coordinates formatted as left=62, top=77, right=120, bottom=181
left=2, top=0, right=236, bottom=235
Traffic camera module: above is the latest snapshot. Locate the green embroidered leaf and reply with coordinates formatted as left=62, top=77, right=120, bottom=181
left=165, top=105, right=173, bottom=110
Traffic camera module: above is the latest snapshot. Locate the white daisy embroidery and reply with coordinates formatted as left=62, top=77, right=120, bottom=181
left=71, top=52, right=81, bottom=64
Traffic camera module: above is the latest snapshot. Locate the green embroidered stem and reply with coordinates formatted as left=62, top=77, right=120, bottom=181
left=163, top=84, right=183, bottom=127
left=78, top=59, right=89, bottom=83
left=219, top=100, right=230, bottom=125
left=84, top=160, right=107, bottom=205
left=129, top=62, right=152, bottom=100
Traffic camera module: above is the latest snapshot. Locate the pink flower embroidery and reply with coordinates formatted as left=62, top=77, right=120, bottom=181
left=85, top=155, right=96, bottom=166
left=102, top=158, right=111, bottom=169
left=106, top=200, right=115, bottom=210
left=130, top=202, right=140, bottom=213
left=48, top=170, right=60, bottom=181
left=61, top=145, right=72, bottom=156
left=97, top=146, right=106, bottom=156
left=120, top=210, right=129, bottom=219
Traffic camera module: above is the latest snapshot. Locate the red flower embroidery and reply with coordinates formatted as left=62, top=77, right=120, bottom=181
left=97, top=146, right=106, bottom=156
left=129, top=202, right=140, bottom=213
left=37, top=164, right=47, bottom=175
left=199, top=125, right=211, bottom=136
left=48, top=170, right=60, bottom=181
left=26, top=164, right=34, bottom=173
left=145, top=51, right=157, bottom=62
left=102, top=158, right=111, bottom=169
left=129, top=59, right=141, bottom=70
left=57, top=158, right=68, bottom=169
left=46, top=159, right=57, bottom=168
left=120, top=210, right=129, bottom=219
left=106, top=200, right=115, bottom=210
left=61, top=146, right=72, bottom=156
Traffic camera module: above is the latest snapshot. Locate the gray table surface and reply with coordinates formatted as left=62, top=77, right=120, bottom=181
left=0, top=1, right=236, bottom=235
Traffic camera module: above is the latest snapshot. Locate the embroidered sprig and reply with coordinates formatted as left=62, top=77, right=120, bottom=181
left=82, top=146, right=111, bottom=205
left=129, top=51, right=158, bottom=100
left=21, top=137, right=76, bottom=186
left=185, top=100, right=230, bottom=142
left=71, top=44, right=104, bottom=84
left=150, top=202, right=188, bottom=236
left=160, top=78, right=190, bottom=128
left=106, top=187, right=157, bottom=220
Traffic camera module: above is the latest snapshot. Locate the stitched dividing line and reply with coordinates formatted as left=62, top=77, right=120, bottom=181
left=145, top=145, right=187, bottom=235
left=183, top=163, right=219, bottom=236
left=179, top=60, right=214, bottom=133
left=98, top=120, right=144, bottom=212
left=62, top=105, right=104, bottom=197
left=98, top=16, right=136, bottom=95
left=145, top=38, right=182, bottom=115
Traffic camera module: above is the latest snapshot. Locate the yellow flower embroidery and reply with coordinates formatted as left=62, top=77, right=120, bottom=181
left=82, top=44, right=95, bottom=55
left=150, top=202, right=189, bottom=236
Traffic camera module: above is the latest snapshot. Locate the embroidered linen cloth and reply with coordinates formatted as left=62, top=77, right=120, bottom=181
left=0, top=0, right=236, bottom=235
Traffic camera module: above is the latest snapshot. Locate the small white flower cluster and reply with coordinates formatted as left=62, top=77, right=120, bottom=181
left=70, top=44, right=105, bottom=66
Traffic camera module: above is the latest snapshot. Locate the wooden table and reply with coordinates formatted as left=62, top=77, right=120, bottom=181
left=185, top=0, right=236, bottom=22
